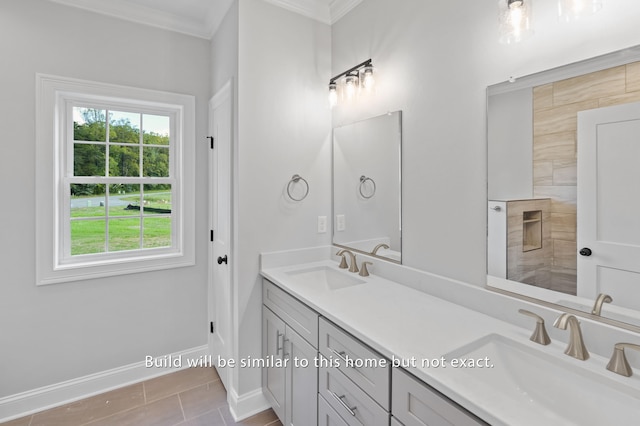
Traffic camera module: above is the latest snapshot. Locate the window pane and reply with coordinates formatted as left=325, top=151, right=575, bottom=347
left=143, top=146, right=170, bottom=177
left=109, top=111, right=140, bottom=144
left=74, top=143, right=106, bottom=176
left=109, top=184, right=141, bottom=217
left=109, top=145, right=140, bottom=177
left=143, top=217, right=172, bottom=248
left=70, top=184, right=106, bottom=216
left=71, top=219, right=106, bottom=255
left=108, top=218, right=141, bottom=252
left=74, top=107, right=106, bottom=142
left=143, top=185, right=172, bottom=214
left=143, top=114, right=170, bottom=145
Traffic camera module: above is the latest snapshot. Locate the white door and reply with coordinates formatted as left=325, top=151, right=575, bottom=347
left=209, top=81, right=233, bottom=389
left=577, top=101, right=640, bottom=310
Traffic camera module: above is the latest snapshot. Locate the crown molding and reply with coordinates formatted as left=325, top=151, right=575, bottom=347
left=262, top=0, right=331, bottom=24
left=49, top=0, right=212, bottom=39
left=261, top=0, right=361, bottom=25
left=329, top=0, right=363, bottom=23
left=49, top=0, right=361, bottom=40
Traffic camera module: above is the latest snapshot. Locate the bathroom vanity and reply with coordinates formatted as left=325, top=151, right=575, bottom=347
left=262, top=277, right=485, bottom=426
left=260, top=246, right=640, bottom=426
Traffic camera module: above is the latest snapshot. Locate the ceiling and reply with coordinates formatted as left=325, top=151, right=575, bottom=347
left=50, top=0, right=362, bottom=39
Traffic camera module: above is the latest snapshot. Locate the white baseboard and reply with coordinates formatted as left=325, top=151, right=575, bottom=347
left=0, top=345, right=208, bottom=423
left=227, top=386, right=270, bottom=421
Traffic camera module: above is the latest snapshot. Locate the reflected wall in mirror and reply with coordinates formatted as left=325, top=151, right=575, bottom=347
left=487, top=46, right=640, bottom=329
left=333, top=111, right=402, bottom=263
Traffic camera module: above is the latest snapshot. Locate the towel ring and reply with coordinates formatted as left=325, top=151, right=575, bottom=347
left=287, top=174, right=309, bottom=201
left=359, top=175, right=376, bottom=199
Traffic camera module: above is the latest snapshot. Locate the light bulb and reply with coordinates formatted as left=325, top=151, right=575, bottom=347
left=361, top=65, right=375, bottom=89
left=344, top=74, right=358, bottom=100
left=328, top=83, right=338, bottom=108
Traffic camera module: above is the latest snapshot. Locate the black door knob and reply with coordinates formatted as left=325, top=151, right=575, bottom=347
left=579, top=248, right=592, bottom=257
left=217, top=255, right=228, bottom=265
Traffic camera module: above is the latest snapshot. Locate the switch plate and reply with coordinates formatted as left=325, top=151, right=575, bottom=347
left=318, top=216, right=327, bottom=233
left=336, top=214, right=346, bottom=232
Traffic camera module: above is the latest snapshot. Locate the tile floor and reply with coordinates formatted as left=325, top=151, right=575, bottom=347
left=1, top=367, right=281, bottom=426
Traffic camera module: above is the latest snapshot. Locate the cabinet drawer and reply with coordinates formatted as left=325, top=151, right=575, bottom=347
left=392, top=369, right=487, bottom=426
left=319, top=394, right=350, bottom=426
left=263, top=279, right=318, bottom=348
left=319, top=362, right=389, bottom=426
left=319, top=318, right=390, bottom=410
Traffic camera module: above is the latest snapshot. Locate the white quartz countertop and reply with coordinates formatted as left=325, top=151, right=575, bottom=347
left=260, top=257, right=640, bottom=426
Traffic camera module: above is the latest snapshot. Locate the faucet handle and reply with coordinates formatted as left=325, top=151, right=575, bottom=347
left=359, top=261, right=372, bottom=277
left=518, top=309, right=551, bottom=345
left=336, top=251, right=348, bottom=269
left=606, top=343, right=640, bottom=377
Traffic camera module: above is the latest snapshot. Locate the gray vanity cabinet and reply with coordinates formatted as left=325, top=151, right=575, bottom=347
left=263, top=279, right=489, bottom=426
left=262, top=279, right=319, bottom=426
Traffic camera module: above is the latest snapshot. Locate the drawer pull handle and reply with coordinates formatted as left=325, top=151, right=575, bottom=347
left=276, top=331, right=284, bottom=356
left=329, top=347, right=349, bottom=363
left=282, top=337, right=290, bottom=359
left=329, top=391, right=357, bottom=416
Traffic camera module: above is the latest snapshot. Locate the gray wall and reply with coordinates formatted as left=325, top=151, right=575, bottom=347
left=0, top=0, right=210, bottom=397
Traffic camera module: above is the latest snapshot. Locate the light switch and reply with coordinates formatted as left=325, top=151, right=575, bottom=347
left=336, top=214, right=345, bottom=232
left=318, top=216, right=327, bottom=233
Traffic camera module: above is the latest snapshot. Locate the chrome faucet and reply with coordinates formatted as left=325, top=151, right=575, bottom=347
left=371, top=243, right=389, bottom=255
left=553, top=313, right=589, bottom=360
left=591, top=293, right=613, bottom=316
left=336, top=249, right=359, bottom=273
left=606, top=343, right=640, bottom=377
left=518, top=309, right=551, bottom=345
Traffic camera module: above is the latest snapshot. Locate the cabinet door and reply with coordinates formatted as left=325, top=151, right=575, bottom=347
left=285, top=325, right=318, bottom=426
left=263, top=307, right=286, bottom=423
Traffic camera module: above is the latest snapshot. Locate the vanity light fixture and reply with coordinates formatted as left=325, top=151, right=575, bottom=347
left=558, top=0, right=603, bottom=22
left=498, top=0, right=534, bottom=44
left=327, top=59, right=375, bottom=108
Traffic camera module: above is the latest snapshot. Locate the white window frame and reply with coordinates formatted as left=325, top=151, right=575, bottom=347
left=36, top=74, right=195, bottom=285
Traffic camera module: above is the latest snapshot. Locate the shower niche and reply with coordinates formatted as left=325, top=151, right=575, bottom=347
left=488, top=198, right=552, bottom=288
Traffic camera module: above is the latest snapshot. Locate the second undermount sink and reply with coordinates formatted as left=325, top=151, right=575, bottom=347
left=444, top=334, right=640, bottom=425
left=285, top=265, right=365, bottom=290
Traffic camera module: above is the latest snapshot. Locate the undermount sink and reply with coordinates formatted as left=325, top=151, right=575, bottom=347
left=444, top=334, right=640, bottom=425
left=285, top=266, right=365, bottom=290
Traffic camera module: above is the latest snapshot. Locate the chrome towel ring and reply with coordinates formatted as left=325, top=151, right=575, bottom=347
left=287, top=174, right=309, bottom=201
left=359, top=175, right=376, bottom=199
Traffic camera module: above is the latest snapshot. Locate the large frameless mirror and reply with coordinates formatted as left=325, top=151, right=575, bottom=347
left=487, top=45, right=640, bottom=330
left=333, top=111, right=402, bottom=263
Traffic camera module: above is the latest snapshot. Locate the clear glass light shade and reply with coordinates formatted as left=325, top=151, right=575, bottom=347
left=328, top=83, right=338, bottom=108
left=360, top=66, right=375, bottom=90
left=558, top=0, right=602, bottom=21
left=344, top=74, right=359, bottom=100
left=498, top=0, right=534, bottom=44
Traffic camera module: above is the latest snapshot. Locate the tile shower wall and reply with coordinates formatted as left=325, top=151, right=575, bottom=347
left=532, top=62, right=640, bottom=292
